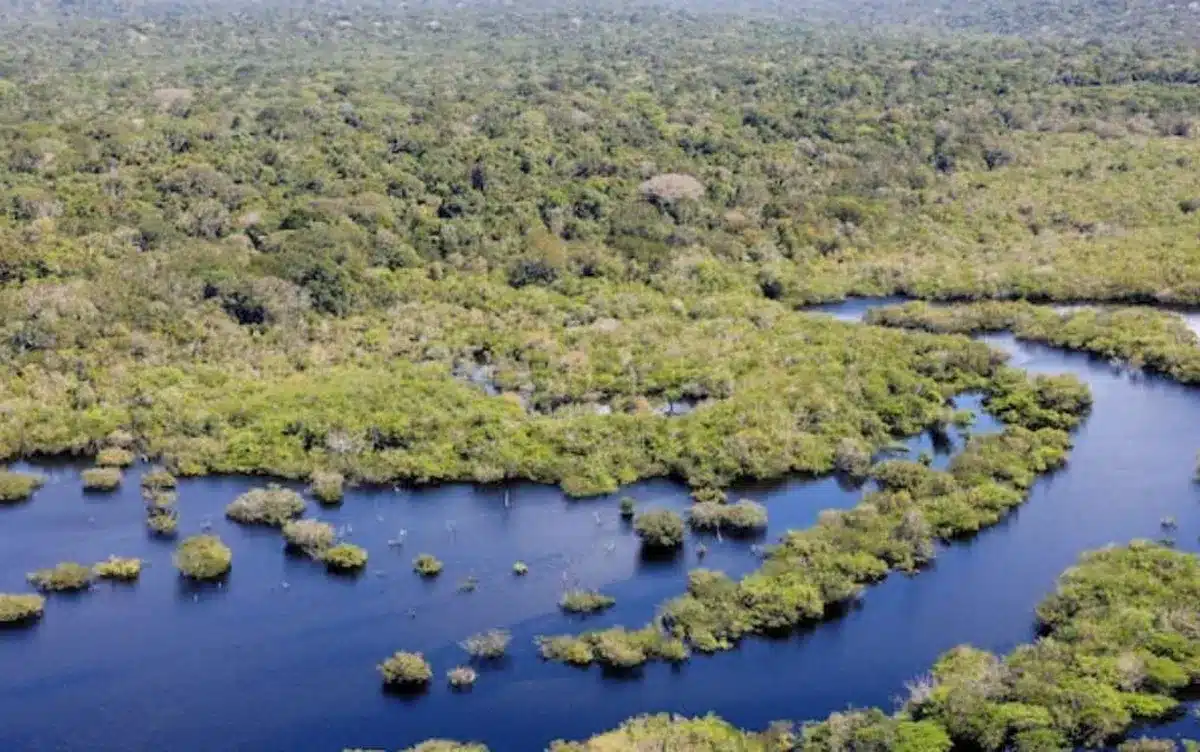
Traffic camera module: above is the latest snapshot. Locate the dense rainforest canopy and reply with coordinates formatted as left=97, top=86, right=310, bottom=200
left=1, top=0, right=1198, bottom=492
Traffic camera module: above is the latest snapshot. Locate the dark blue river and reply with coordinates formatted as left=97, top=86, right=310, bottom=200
left=1, top=300, right=1198, bottom=750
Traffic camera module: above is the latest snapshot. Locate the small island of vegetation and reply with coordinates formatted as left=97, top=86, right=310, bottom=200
left=174, top=535, right=232, bottom=581
left=225, top=485, right=306, bottom=527
left=0, top=593, right=46, bottom=626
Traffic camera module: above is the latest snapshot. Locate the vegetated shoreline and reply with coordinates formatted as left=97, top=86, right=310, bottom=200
left=863, top=300, right=1200, bottom=384
left=530, top=298, right=1200, bottom=666
left=370, top=542, right=1200, bottom=751
left=0, top=309, right=1029, bottom=498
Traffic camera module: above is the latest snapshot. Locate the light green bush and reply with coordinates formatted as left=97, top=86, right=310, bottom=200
left=225, top=485, right=305, bottom=527
left=27, top=562, right=92, bottom=592
left=378, top=651, right=432, bottom=687
left=413, top=554, right=443, bottom=577
left=322, top=543, right=368, bottom=572
left=0, top=594, right=45, bottom=625
left=174, top=535, right=232, bottom=580
left=0, top=470, right=44, bottom=503
left=82, top=467, right=122, bottom=491
left=93, top=557, right=142, bottom=581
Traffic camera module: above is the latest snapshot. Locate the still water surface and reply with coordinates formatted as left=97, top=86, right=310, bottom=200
left=1, top=300, right=1198, bottom=750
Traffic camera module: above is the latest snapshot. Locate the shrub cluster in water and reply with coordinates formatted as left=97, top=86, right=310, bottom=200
left=81, top=467, right=122, bottom=491
left=141, top=469, right=177, bottom=490
left=378, top=651, right=433, bottom=688
left=144, top=488, right=179, bottom=537
left=96, top=447, right=135, bottom=468
left=309, top=471, right=345, bottom=504
left=540, top=375, right=1090, bottom=664
left=174, top=535, right=232, bottom=580
left=633, top=509, right=686, bottom=549
left=539, top=627, right=689, bottom=669
left=534, top=543, right=1200, bottom=752
left=282, top=519, right=336, bottom=553
left=446, top=666, right=477, bottom=690
left=322, top=543, right=368, bottom=572
left=225, top=485, right=305, bottom=527
left=559, top=590, right=617, bottom=614
left=413, top=553, right=443, bottom=577
left=0, top=470, right=44, bottom=503
left=0, top=593, right=46, bottom=625
left=687, top=499, right=768, bottom=535
left=92, top=557, right=142, bottom=581
left=461, top=629, right=511, bottom=660
left=27, top=562, right=92, bottom=592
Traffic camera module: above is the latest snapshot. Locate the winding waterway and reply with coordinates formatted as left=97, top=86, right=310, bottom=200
left=1, top=300, right=1198, bottom=750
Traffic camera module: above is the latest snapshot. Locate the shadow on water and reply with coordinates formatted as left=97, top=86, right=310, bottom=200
left=1, top=298, right=1199, bottom=750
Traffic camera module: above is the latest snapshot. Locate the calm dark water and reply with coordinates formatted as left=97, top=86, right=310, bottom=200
left=1, top=300, right=1198, bottom=751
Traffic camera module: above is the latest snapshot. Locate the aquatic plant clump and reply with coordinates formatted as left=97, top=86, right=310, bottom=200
left=27, top=562, right=92, bottom=592
left=225, top=485, right=305, bottom=527
left=174, top=535, right=232, bottom=581
left=687, top=499, right=768, bottom=534
left=0, top=470, right=44, bottom=503
left=0, top=594, right=46, bottom=626
left=96, top=447, right=135, bottom=468
left=447, top=666, right=478, bottom=690
left=378, top=651, right=433, bottom=688
left=322, top=543, right=368, bottom=572
left=413, top=554, right=444, bottom=577
left=309, top=471, right=345, bottom=504
left=81, top=467, right=122, bottom=492
left=282, top=519, right=336, bottom=553
left=633, top=509, right=686, bottom=549
left=146, top=510, right=179, bottom=537
left=618, top=498, right=636, bottom=519
left=512, top=561, right=529, bottom=576
left=544, top=380, right=1089, bottom=667
left=559, top=590, right=617, bottom=614
left=140, top=469, right=177, bottom=490
left=92, top=557, right=142, bottom=581
left=461, top=629, right=511, bottom=660
left=538, top=543, right=1200, bottom=751
left=537, top=627, right=689, bottom=668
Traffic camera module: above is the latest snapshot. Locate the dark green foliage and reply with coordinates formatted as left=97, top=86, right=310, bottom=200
left=634, top=509, right=686, bottom=549
left=618, top=497, right=636, bottom=520
left=27, top=562, right=92, bottom=592
left=906, top=543, right=1200, bottom=750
